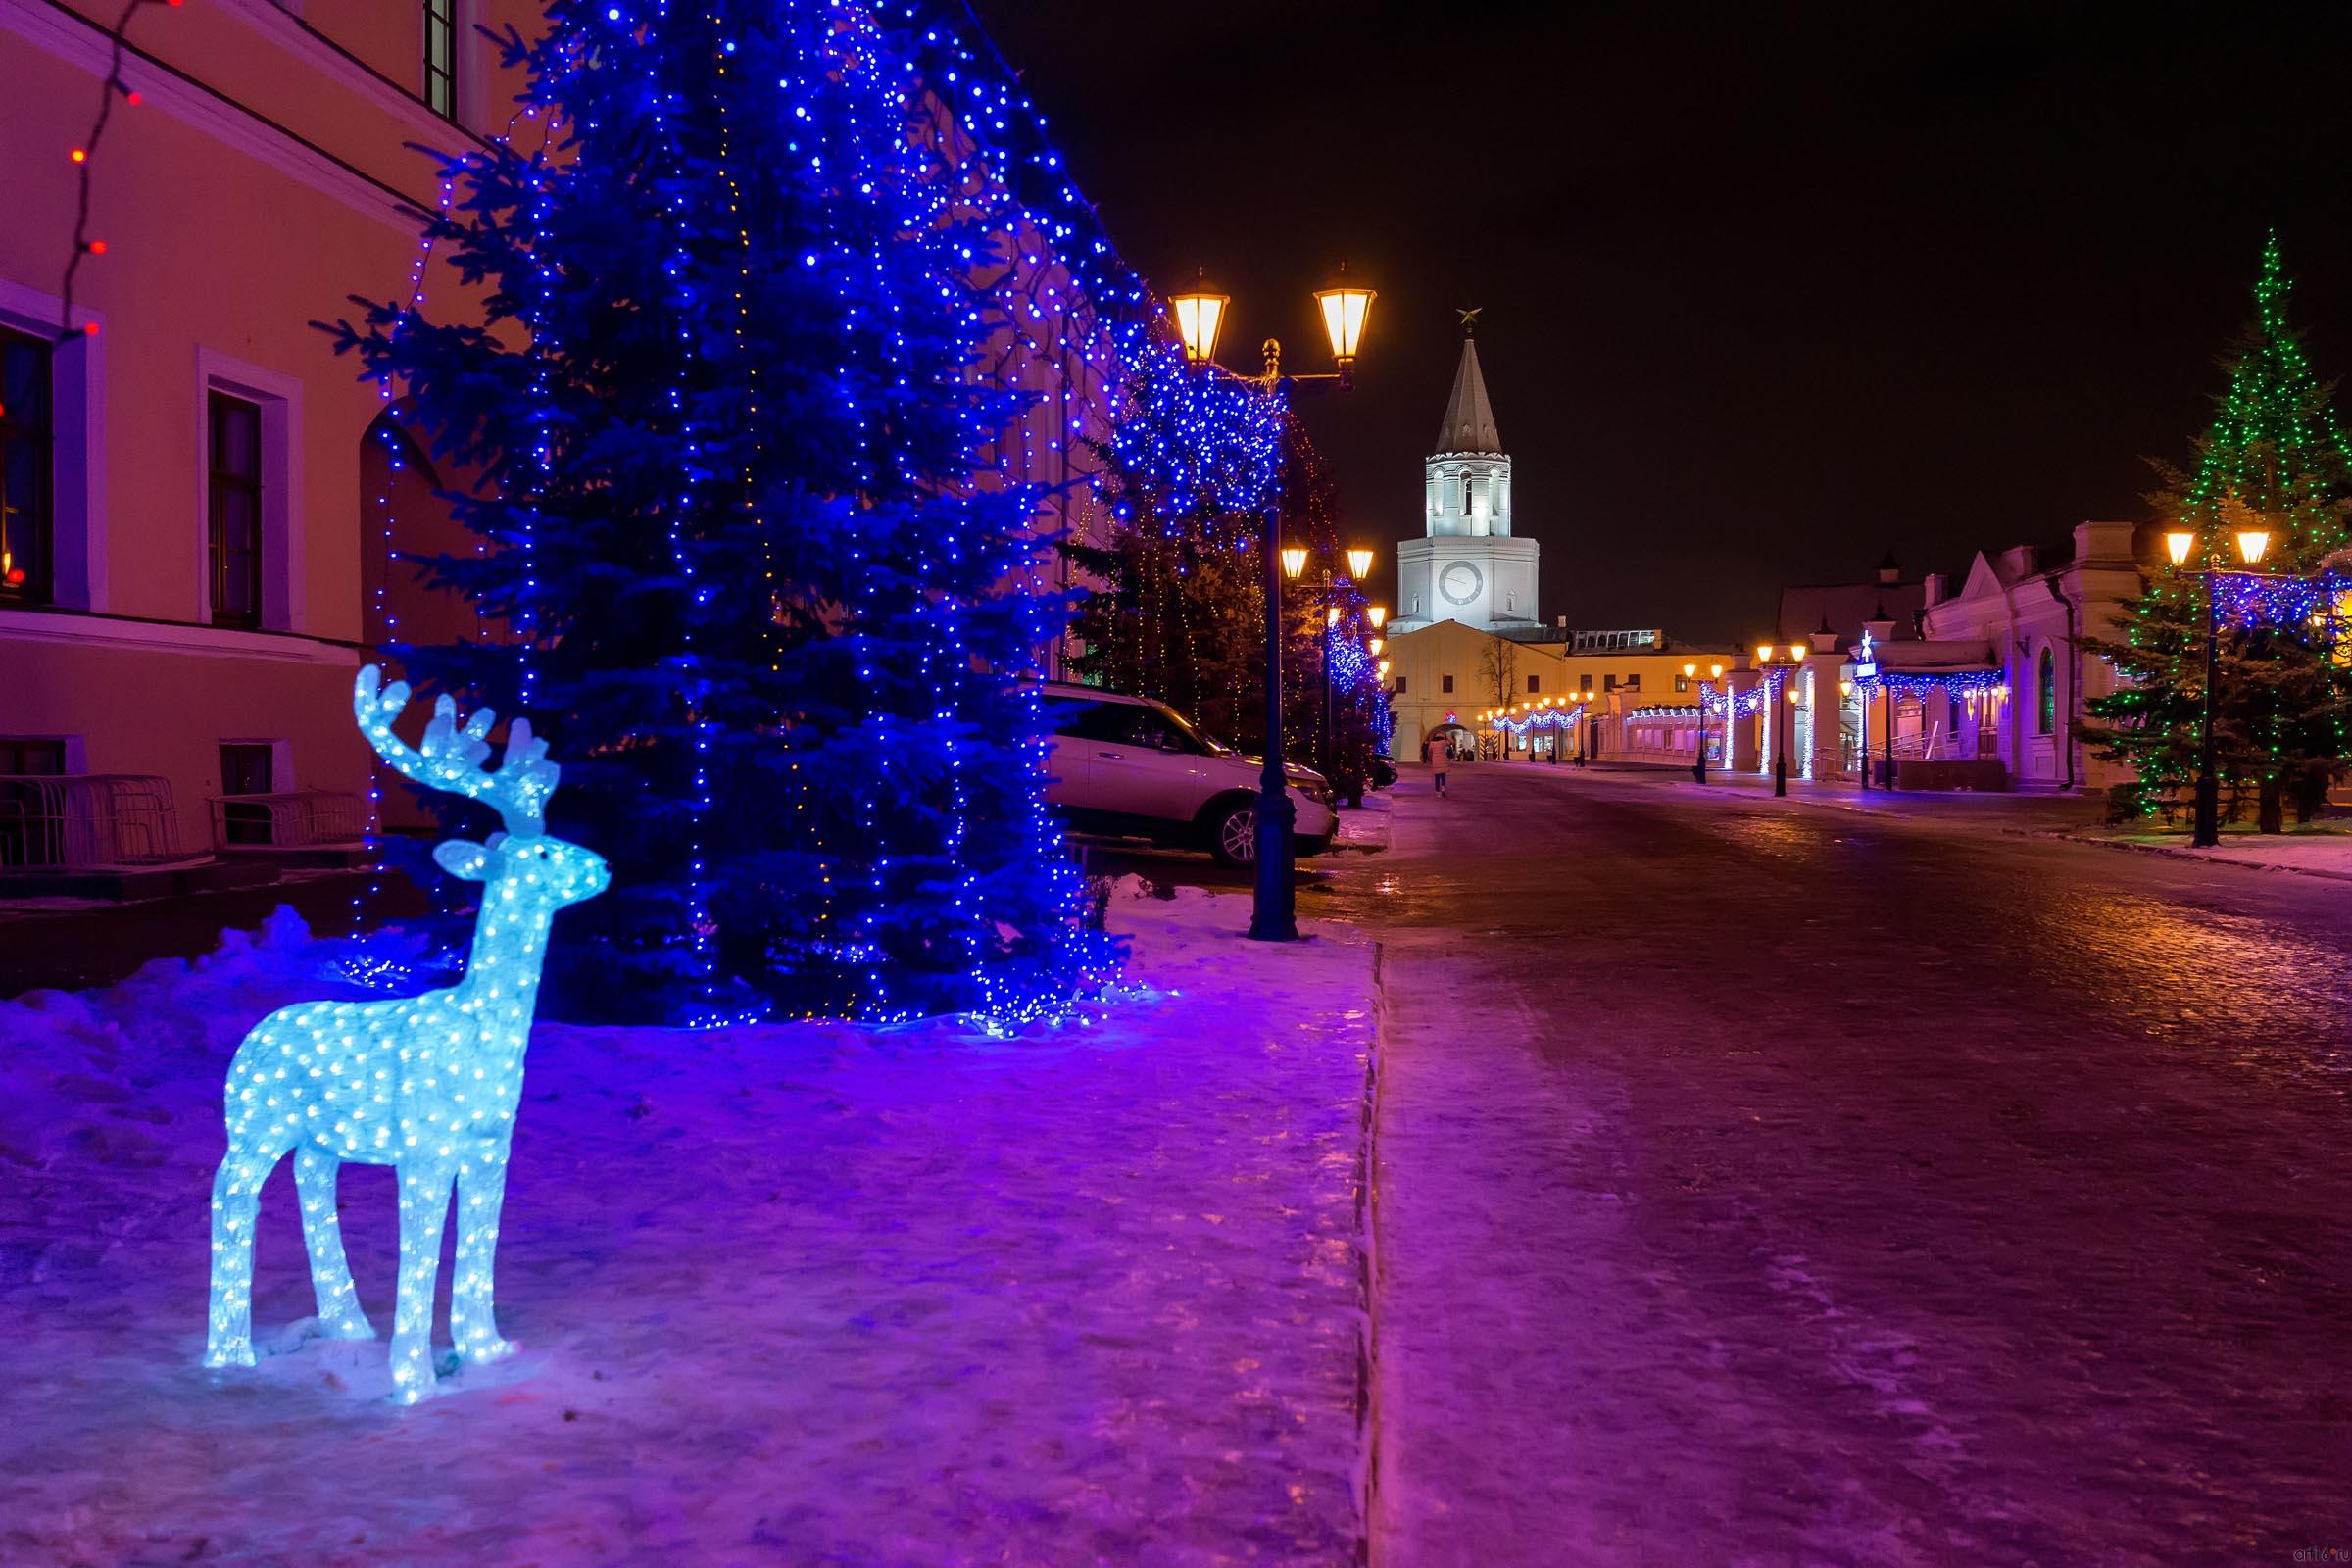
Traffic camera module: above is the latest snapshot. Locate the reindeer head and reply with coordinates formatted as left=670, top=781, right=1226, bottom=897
left=356, top=665, right=610, bottom=909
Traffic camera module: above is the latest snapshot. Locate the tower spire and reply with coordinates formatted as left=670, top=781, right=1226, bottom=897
left=1435, top=332, right=1502, bottom=455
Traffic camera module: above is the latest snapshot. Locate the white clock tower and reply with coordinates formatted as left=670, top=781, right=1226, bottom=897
left=1391, top=323, right=1538, bottom=634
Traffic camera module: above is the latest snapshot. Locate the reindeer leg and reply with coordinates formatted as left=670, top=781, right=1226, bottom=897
left=450, top=1149, right=515, bottom=1364
left=389, top=1160, right=455, bottom=1404
left=294, top=1149, right=372, bottom=1341
left=205, top=1141, right=281, bottom=1369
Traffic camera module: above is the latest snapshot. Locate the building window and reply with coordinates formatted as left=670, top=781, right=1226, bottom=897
left=1394, top=675, right=1407, bottom=695
left=1675, top=676, right=1689, bottom=693
left=2036, top=648, right=2057, bottom=735
left=208, top=392, right=264, bottom=628
left=0, top=326, right=52, bottom=605
left=423, top=0, right=457, bottom=120
left=1527, top=674, right=1540, bottom=693
left=219, top=743, right=274, bottom=846
left=0, top=738, right=66, bottom=775
left=1442, top=674, right=1454, bottom=694
left=1623, top=674, right=1641, bottom=693
left=1461, top=475, right=1474, bottom=515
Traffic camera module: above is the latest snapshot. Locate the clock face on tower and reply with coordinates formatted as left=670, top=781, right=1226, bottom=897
left=1438, top=561, right=1484, bottom=607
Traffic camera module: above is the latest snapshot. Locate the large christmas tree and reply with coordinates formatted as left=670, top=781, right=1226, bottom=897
left=331, top=0, right=1111, bottom=1023
left=2083, top=234, right=2352, bottom=827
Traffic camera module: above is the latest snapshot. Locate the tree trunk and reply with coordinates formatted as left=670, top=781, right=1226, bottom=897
left=2259, top=775, right=2285, bottom=834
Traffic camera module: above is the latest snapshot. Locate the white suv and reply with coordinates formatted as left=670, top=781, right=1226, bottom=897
left=1037, top=683, right=1337, bottom=866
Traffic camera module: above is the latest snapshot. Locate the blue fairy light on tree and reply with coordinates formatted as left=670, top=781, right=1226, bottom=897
left=324, top=0, right=1115, bottom=1024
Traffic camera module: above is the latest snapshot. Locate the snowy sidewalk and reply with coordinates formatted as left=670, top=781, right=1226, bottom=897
left=0, top=886, right=1376, bottom=1564
left=2046, top=823, right=2352, bottom=881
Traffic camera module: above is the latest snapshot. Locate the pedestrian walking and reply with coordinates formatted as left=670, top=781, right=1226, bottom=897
left=1430, top=732, right=1451, bottom=798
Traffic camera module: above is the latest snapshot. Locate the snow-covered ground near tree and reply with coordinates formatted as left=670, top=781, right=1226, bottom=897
left=0, top=883, right=1375, bottom=1565
left=2068, top=823, right=2352, bottom=879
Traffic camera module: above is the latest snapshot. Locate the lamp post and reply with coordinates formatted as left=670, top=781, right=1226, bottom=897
left=1169, top=266, right=1375, bottom=942
left=1755, top=644, right=1806, bottom=797
left=2181, top=525, right=2272, bottom=848
left=1685, top=661, right=1724, bottom=784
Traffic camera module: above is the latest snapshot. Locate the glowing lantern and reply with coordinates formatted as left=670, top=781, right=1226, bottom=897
left=1346, top=546, right=1375, bottom=580
left=2236, top=529, right=2271, bottom=565
left=2165, top=530, right=2196, bottom=566
left=1313, top=262, right=1375, bottom=372
left=1281, top=546, right=1308, bottom=580
left=1168, top=270, right=1228, bottom=367
left=205, top=667, right=609, bottom=1403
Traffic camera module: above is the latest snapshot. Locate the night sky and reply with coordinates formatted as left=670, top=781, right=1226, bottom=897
left=969, top=1, right=2352, bottom=646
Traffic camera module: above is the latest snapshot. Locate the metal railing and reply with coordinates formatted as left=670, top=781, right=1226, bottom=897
left=0, top=774, right=198, bottom=870
left=209, top=790, right=367, bottom=852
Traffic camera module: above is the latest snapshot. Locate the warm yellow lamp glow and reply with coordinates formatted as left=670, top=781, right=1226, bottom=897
left=1367, top=605, right=1388, bottom=630
left=1839, top=679, right=1854, bottom=696
left=2164, top=530, right=2196, bottom=566
left=1787, top=687, right=1801, bottom=705
left=1366, top=637, right=1384, bottom=658
left=1346, top=546, right=1375, bottom=580
left=1313, top=262, right=1375, bottom=366
left=1281, top=546, right=1308, bottom=580
left=2237, top=529, right=2271, bottom=565
left=1377, top=660, right=1391, bottom=679
left=1168, top=270, right=1228, bottom=367
left=1683, top=662, right=1697, bottom=678
left=1325, top=606, right=1341, bottom=628
left=1755, top=644, right=1774, bottom=664
left=1709, top=662, right=1724, bottom=678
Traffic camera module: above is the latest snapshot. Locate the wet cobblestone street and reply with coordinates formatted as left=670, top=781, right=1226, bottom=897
left=1327, top=766, right=2352, bottom=1567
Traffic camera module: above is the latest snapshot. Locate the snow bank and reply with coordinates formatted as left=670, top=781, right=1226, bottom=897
left=0, top=882, right=1375, bottom=1565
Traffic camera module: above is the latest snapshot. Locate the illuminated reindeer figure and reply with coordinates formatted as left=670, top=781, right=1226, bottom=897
left=205, top=665, right=608, bottom=1403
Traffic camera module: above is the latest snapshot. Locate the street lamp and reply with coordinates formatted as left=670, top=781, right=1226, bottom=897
left=2191, top=526, right=2273, bottom=848
left=1683, top=660, right=1724, bottom=784
left=1756, top=644, right=1805, bottom=797
left=1312, top=262, right=1377, bottom=390
left=1169, top=270, right=1229, bottom=367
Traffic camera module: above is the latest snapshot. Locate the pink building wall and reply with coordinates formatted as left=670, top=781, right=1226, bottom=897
left=0, top=0, right=541, bottom=857
left=2, top=2, right=1125, bottom=864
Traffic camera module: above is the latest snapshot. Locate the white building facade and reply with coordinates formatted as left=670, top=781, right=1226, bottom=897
left=1391, top=330, right=1539, bottom=635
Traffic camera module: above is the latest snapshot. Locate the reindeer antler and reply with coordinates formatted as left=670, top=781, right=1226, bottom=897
left=355, top=664, right=561, bottom=834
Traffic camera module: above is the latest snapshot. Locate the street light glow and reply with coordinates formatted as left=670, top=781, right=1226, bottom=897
left=1168, top=270, right=1228, bottom=366
left=1281, top=546, right=1308, bottom=580
left=1313, top=262, right=1375, bottom=366
left=2237, top=529, right=2271, bottom=564
left=1346, top=547, right=1374, bottom=579
left=2165, top=530, right=2196, bottom=565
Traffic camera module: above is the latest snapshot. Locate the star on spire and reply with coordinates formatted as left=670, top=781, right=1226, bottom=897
left=1456, top=306, right=1482, bottom=336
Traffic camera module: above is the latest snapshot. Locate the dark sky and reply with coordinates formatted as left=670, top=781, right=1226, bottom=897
left=968, top=0, right=2352, bottom=645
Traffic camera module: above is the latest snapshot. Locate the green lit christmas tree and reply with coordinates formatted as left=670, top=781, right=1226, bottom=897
left=2083, top=233, right=2352, bottom=827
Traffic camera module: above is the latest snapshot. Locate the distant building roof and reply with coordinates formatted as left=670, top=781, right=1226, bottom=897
left=1777, top=576, right=1927, bottom=645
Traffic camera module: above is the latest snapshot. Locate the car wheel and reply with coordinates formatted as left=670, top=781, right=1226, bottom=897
left=1208, top=800, right=1258, bottom=867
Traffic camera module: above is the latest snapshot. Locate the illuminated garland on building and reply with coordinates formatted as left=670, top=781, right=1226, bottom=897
left=1488, top=704, right=1587, bottom=736
left=1853, top=670, right=2010, bottom=698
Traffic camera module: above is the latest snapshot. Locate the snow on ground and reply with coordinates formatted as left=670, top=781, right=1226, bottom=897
left=2073, top=823, right=2352, bottom=879
left=0, top=884, right=1375, bottom=1565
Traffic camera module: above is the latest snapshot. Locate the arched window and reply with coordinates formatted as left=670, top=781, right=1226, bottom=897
left=2035, top=647, right=2057, bottom=735
left=1461, top=473, right=1475, bottom=516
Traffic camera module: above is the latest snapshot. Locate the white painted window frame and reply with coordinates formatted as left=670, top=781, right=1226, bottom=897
left=0, top=275, right=106, bottom=612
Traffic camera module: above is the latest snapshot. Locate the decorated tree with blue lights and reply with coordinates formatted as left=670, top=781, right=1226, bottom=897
left=330, top=0, right=1111, bottom=1022
left=1068, top=342, right=1283, bottom=746
left=2083, top=234, right=2352, bottom=828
